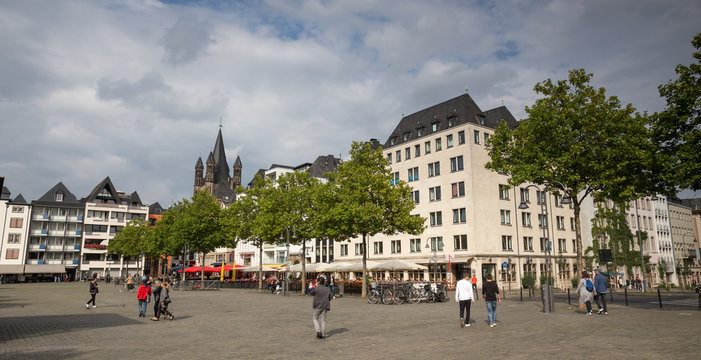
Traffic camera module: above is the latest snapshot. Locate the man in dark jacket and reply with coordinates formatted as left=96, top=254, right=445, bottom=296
left=593, top=268, right=608, bottom=315
left=311, top=276, right=333, bottom=339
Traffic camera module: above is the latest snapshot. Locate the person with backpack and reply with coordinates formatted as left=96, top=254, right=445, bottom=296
left=593, top=268, right=608, bottom=315
left=576, top=271, right=595, bottom=315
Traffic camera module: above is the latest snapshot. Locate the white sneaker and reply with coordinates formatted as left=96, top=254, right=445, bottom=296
left=465, top=323, right=470, bottom=327
left=597, top=309, right=604, bottom=314
left=85, top=304, right=89, bottom=309
left=92, top=305, right=96, bottom=308
left=490, top=324, right=494, bottom=328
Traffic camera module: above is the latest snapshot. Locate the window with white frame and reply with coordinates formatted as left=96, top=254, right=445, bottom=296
left=458, top=130, right=465, bottom=144
left=435, top=138, right=442, bottom=151
left=430, top=211, right=442, bottom=226
left=484, top=132, right=490, bottom=144
left=412, top=190, right=420, bottom=204
left=391, top=240, right=401, bottom=254
left=410, top=238, right=421, bottom=253
left=425, top=141, right=431, bottom=154
left=538, top=214, right=548, bottom=228
left=540, top=237, right=549, bottom=252
left=446, top=134, right=453, bottom=148
left=453, top=208, right=466, bottom=224
left=522, top=212, right=531, bottom=227
left=451, top=182, right=465, bottom=198
left=355, top=243, right=363, bottom=255
left=450, top=156, right=464, bottom=172
left=454, top=234, right=468, bottom=250
left=556, top=216, right=565, bottom=230
left=387, top=153, right=392, bottom=164
left=373, top=241, right=383, bottom=255
left=520, top=188, right=530, bottom=203
left=501, top=235, right=512, bottom=250
left=474, top=130, right=480, bottom=144
left=405, top=147, right=411, bottom=160
left=415, top=145, right=420, bottom=157
left=500, top=210, right=511, bottom=225
left=523, top=236, right=533, bottom=251
left=429, top=186, right=441, bottom=201
left=408, top=167, right=419, bottom=182
left=499, top=184, right=510, bottom=200
left=340, top=244, right=348, bottom=256
left=558, top=238, right=567, bottom=253
left=395, top=150, right=401, bottom=162
left=8, top=234, right=21, bottom=244
left=430, top=236, right=444, bottom=251
left=12, top=206, right=23, bottom=213
left=428, top=162, right=440, bottom=177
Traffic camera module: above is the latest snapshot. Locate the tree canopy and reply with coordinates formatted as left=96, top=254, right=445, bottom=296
left=486, top=68, right=656, bottom=273
left=651, top=32, right=701, bottom=191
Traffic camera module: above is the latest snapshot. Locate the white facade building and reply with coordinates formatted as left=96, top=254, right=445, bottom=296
left=0, top=190, right=31, bottom=281
left=652, top=196, right=677, bottom=285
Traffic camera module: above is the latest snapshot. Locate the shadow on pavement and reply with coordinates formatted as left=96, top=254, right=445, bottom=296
left=0, top=295, right=28, bottom=309
left=3, top=348, right=87, bottom=360
left=326, top=328, right=348, bottom=338
left=0, top=313, right=141, bottom=343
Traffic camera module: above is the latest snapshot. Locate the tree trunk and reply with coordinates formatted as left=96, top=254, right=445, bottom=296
left=574, top=201, right=584, bottom=274
left=361, top=233, right=367, bottom=299
left=301, top=241, right=306, bottom=296
left=200, top=253, right=205, bottom=288
left=258, top=241, right=263, bottom=292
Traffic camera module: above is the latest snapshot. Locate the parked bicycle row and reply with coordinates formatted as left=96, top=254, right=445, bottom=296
left=368, top=281, right=449, bottom=305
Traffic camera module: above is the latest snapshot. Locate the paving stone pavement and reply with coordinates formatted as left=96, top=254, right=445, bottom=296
left=0, top=282, right=699, bottom=359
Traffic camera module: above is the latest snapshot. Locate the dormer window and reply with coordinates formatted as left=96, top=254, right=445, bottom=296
left=417, top=128, right=424, bottom=137
left=55, top=192, right=64, bottom=202
left=477, top=115, right=485, bottom=126
left=403, top=132, right=410, bottom=142
left=432, top=122, right=439, bottom=133
left=448, top=116, right=456, bottom=127
left=390, top=137, right=396, bottom=146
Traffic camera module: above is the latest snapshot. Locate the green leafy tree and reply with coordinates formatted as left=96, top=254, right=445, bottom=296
left=275, top=170, right=325, bottom=295
left=108, top=217, right=150, bottom=276
left=651, top=33, right=701, bottom=191
left=227, top=175, right=283, bottom=292
left=486, top=68, right=656, bottom=273
left=146, top=206, right=188, bottom=276
left=658, top=258, right=671, bottom=287
left=591, top=199, right=637, bottom=279
left=322, top=141, right=426, bottom=298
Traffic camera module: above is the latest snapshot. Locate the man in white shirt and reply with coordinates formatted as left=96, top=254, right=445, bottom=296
left=455, top=272, right=475, bottom=327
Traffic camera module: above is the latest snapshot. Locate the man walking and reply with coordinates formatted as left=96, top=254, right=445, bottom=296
left=310, top=276, right=333, bottom=339
left=456, top=272, right=475, bottom=327
left=482, top=274, right=501, bottom=327
left=593, top=268, right=608, bottom=315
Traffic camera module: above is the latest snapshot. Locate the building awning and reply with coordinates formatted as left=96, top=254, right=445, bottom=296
left=23, top=264, right=66, bottom=274
left=0, top=265, right=24, bottom=274
left=425, top=257, right=475, bottom=264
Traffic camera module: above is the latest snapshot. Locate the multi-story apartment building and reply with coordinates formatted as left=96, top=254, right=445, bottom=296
left=668, top=199, right=696, bottom=285
left=79, top=177, right=148, bottom=279
left=0, top=188, right=31, bottom=282
left=28, top=182, right=84, bottom=281
left=626, top=196, right=660, bottom=285
left=332, top=94, right=584, bottom=288
left=652, top=196, right=677, bottom=285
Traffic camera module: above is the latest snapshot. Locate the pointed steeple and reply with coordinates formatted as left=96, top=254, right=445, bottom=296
left=212, top=128, right=231, bottom=184
left=195, top=157, right=203, bottom=169
left=234, top=155, right=242, bottom=168
left=206, top=152, right=214, bottom=164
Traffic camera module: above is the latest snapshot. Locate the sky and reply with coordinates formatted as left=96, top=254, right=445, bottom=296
left=1, top=0, right=700, bottom=205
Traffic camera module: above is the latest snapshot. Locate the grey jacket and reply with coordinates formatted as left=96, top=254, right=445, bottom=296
left=311, top=285, right=333, bottom=311
left=576, top=278, right=594, bottom=304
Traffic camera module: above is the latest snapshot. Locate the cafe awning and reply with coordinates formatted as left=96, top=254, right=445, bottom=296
left=24, top=264, right=66, bottom=274
left=0, top=264, right=24, bottom=274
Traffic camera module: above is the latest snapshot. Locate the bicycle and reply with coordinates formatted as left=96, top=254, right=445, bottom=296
left=367, top=283, right=394, bottom=305
left=120, top=283, right=136, bottom=293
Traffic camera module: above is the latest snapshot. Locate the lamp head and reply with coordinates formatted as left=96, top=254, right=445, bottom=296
left=561, top=195, right=572, bottom=205
left=518, top=200, right=529, bottom=210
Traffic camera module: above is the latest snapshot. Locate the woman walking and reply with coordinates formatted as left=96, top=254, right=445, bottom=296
left=576, top=271, right=595, bottom=315
left=85, top=277, right=98, bottom=309
left=159, top=281, right=174, bottom=320
left=151, top=280, right=162, bottom=321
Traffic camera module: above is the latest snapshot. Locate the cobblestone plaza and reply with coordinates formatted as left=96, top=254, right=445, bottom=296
left=1, top=282, right=699, bottom=359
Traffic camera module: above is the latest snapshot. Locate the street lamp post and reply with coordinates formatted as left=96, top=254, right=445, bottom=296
left=280, top=226, right=296, bottom=296
left=426, top=241, right=438, bottom=282
left=518, top=181, right=571, bottom=313
left=633, top=198, right=647, bottom=292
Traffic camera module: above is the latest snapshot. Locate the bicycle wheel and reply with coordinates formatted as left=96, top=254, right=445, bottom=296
left=367, top=290, right=380, bottom=304
left=438, top=292, right=447, bottom=302
left=426, top=293, right=435, bottom=303
left=408, top=289, right=422, bottom=304
left=393, top=290, right=405, bottom=305
left=381, top=289, right=394, bottom=305
left=119, top=285, right=126, bottom=293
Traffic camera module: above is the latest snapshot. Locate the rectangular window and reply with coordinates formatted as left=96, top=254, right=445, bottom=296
left=474, top=130, right=480, bottom=144
left=454, top=234, right=468, bottom=250
left=430, top=236, right=444, bottom=251
left=458, top=131, right=465, bottom=145
left=412, top=190, right=420, bottom=204
left=391, top=240, right=401, bottom=254
left=501, top=235, right=513, bottom=250
left=522, top=212, right=531, bottom=227
left=432, top=122, right=439, bottom=133
left=499, top=184, right=510, bottom=200
left=373, top=241, right=383, bottom=255
left=415, top=145, right=420, bottom=157
left=12, top=206, right=24, bottom=213
left=387, top=153, right=392, bottom=164
left=450, top=156, right=464, bottom=172
left=538, top=214, right=548, bottom=228
left=570, top=217, right=575, bottom=230
left=558, top=238, right=567, bottom=253
left=435, top=138, right=442, bottom=151
left=540, top=237, right=550, bottom=252
left=340, top=244, right=348, bottom=256
left=429, top=186, right=441, bottom=201
left=572, top=239, right=577, bottom=253
left=8, top=234, right=21, bottom=243
left=410, top=238, right=421, bottom=253
left=536, top=190, right=546, bottom=204
left=430, top=211, right=443, bottom=226
left=452, top=208, right=467, bottom=224
left=427, top=162, right=440, bottom=177
left=395, top=150, right=401, bottom=162
left=520, top=188, right=530, bottom=203
left=408, top=167, right=419, bottom=182
left=355, top=243, right=364, bottom=255
left=391, top=172, right=399, bottom=185
left=484, top=133, right=490, bottom=144
left=446, top=134, right=453, bottom=148
left=405, top=147, right=411, bottom=160
left=9, top=218, right=23, bottom=228
left=425, top=141, right=431, bottom=154
left=5, top=248, right=19, bottom=259
left=523, top=236, right=533, bottom=251
left=500, top=210, right=511, bottom=225
left=451, top=182, right=465, bottom=198
left=556, top=216, right=565, bottom=230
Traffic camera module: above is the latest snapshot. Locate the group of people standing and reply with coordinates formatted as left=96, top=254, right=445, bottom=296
left=85, top=275, right=175, bottom=321
left=455, top=272, right=501, bottom=328
left=576, top=268, right=609, bottom=316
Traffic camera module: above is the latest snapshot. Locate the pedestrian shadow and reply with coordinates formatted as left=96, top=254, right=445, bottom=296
left=326, top=328, right=348, bottom=338
left=0, top=295, right=28, bottom=309
left=0, top=313, right=141, bottom=343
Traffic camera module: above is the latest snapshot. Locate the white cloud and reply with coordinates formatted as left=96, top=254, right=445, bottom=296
left=0, top=0, right=699, bottom=203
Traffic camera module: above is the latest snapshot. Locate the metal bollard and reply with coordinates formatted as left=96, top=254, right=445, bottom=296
left=698, top=291, right=700, bottom=311
left=657, top=288, right=663, bottom=309
left=624, top=287, right=628, bottom=306
left=567, top=288, right=571, bottom=305
left=610, top=289, right=613, bottom=303
left=520, top=287, right=523, bottom=302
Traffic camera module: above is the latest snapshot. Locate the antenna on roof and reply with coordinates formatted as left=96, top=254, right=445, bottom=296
left=219, top=116, right=222, bottom=129
left=465, top=87, right=469, bottom=93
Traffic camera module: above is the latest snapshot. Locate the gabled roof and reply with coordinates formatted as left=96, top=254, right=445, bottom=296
left=383, top=93, right=518, bottom=149
left=308, top=155, right=342, bottom=179
left=149, top=202, right=164, bottom=214
left=127, top=191, right=144, bottom=207
left=35, top=182, right=80, bottom=204
left=247, top=169, right=267, bottom=188
left=12, top=193, right=28, bottom=204
left=212, top=128, right=231, bottom=184
left=82, top=177, right=120, bottom=204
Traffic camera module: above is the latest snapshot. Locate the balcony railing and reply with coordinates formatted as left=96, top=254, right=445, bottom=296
left=84, top=244, right=107, bottom=250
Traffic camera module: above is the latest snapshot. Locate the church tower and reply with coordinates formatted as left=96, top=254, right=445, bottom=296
left=194, top=157, right=204, bottom=190
left=232, top=155, right=242, bottom=189
left=193, top=128, right=240, bottom=204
